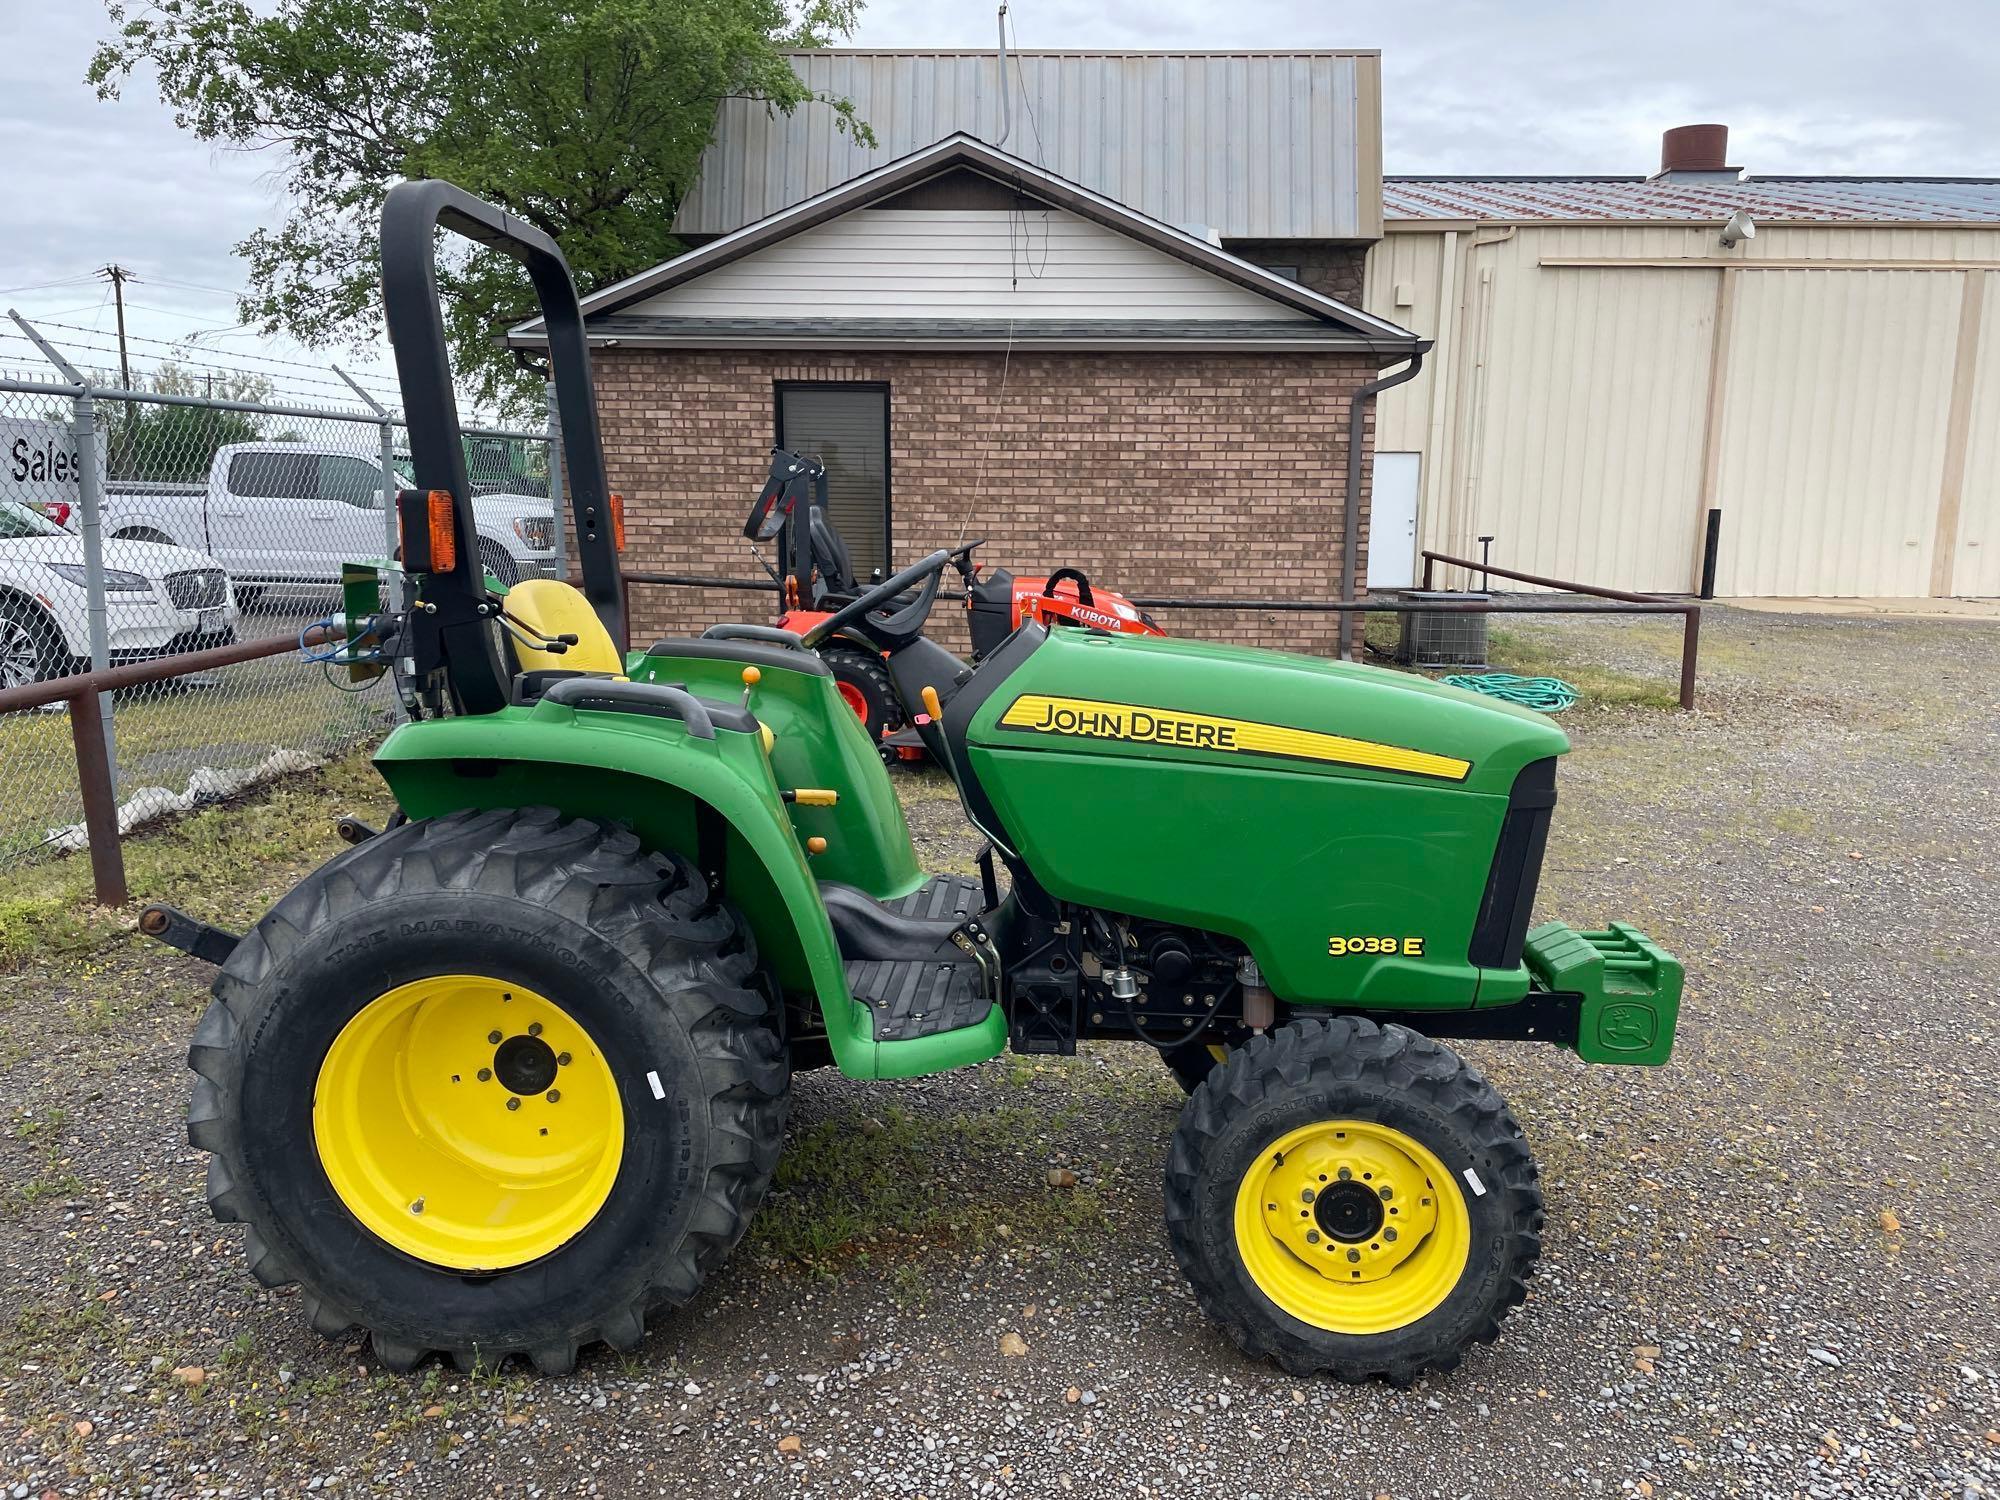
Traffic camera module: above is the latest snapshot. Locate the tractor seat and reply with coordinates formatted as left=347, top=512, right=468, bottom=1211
left=506, top=579, right=625, bottom=676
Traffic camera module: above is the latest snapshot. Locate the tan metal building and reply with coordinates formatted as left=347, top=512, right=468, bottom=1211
left=1360, top=126, right=2000, bottom=599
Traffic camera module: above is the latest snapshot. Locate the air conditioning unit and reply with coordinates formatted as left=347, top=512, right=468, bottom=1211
left=1393, top=591, right=1490, bottom=668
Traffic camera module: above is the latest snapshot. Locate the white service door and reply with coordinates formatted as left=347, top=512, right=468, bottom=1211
left=1367, top=452, right=1421, bottom=591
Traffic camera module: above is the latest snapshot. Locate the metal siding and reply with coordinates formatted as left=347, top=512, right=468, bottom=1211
left=675, top=52, right=1382, bottom=240
left=1364, top=222, right=2000, bottom=597
left=1714, top=269, right=1962, bottom=596
left=1955, top=273, right=2000, bottom=596
left=1476, top=245, right=1715, bottom=592
left=623, top=209, right=1316, bottom=322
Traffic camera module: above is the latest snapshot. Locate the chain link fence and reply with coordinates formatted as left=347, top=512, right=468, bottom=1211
left=0, top=324, right=558, bottom=869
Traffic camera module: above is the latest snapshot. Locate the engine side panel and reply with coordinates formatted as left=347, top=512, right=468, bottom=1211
left=965, top=630, right=1571, bottom=1008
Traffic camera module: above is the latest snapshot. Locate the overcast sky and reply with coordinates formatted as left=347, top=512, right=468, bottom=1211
left=3, top=0, right=1993, bottom=403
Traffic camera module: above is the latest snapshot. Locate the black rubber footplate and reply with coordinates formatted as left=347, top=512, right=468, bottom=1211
left=846, top=957, right=994, bottom=1042
left=885, top=873, right=984, bottom=923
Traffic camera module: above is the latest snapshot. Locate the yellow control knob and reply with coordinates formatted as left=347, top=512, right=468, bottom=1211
left=741, top=665, right=761, bottom=686
left=921, top=685, right=944, bottom=721
left=805, top=836, right=828, bottom=856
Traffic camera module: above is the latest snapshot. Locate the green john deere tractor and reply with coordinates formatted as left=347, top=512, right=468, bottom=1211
left=143, top=182, right=1682, bottom=1383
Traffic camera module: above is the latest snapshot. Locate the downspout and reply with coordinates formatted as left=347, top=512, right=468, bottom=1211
left=994, top=4, right=1012, bottom=148
left=1340, top=346, right=1429, bottom=659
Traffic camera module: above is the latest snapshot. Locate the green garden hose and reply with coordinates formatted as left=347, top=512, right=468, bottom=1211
left=1439, top=672, right=1579, bottom=713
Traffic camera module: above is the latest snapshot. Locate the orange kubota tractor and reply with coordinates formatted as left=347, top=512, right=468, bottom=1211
left=744, top=448, right=1162, bottom=757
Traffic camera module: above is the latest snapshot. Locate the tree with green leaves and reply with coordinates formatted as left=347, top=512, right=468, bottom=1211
left=116, top=364, right=269, bottom=482
left=89, top=1, right=868, bottom=416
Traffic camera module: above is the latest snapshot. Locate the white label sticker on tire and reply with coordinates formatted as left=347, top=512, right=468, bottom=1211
left=646, top=1070, right=666, bottom=1100
left=1463, top=1167, right=1487, bottom=1198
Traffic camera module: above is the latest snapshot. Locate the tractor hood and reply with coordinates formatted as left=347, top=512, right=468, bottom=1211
left=960, top=627, right=1571, bottom=1009
left=965, top=628, right=1567, bottom=801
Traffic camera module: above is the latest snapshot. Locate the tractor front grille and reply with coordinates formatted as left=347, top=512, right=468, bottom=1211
left=164, top=569, right=227, bottom=611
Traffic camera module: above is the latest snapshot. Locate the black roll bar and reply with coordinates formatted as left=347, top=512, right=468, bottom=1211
left=381, top=180, right=626, bottom=714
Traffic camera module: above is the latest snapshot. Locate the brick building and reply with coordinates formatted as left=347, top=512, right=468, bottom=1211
left=511, top=55, right=1421, bottom=654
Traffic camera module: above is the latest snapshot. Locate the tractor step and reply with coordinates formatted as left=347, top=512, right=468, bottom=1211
left=845, top=955, right=995, bottom=1042
left=883, top=872, right=983, bottom=922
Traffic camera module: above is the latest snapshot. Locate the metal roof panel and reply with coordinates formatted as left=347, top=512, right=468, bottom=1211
left=1382, top=175, right=2000, bottom=223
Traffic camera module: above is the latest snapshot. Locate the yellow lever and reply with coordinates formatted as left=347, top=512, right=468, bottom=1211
left=921, top=685, right=944, bottom=721
left=741, top=666, right=761, bottom=686
left=789, top=788, right=839, bottom=807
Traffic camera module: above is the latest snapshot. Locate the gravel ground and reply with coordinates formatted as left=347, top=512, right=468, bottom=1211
left=2, top=604, right=1998, bottom=1499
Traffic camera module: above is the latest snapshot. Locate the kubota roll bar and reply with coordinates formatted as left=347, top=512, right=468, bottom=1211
left=380, top=180, right=625, bottom=714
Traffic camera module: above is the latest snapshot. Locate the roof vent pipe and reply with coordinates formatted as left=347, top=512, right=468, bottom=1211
left=994, top=3, right=1012, bottom=148
left=1659, top=123, right=1729, bottom=174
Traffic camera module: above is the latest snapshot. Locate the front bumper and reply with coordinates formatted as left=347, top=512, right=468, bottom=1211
left=1522, top=922, right=1683, bottom=1066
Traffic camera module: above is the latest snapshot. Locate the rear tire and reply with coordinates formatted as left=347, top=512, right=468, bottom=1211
left=820, top=644, right=899, bottom=742
left=186, top=807, right=789, bottom=1374
left=1165, top=1017, right=1542, bottom=1382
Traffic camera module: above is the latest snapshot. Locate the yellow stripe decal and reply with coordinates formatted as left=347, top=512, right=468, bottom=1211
left=997, top=695, right=1471, bottom=781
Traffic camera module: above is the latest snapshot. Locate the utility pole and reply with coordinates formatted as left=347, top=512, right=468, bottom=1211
left=97, top=265, right=134, bottom=391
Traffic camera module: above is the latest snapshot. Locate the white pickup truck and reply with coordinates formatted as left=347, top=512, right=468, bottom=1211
left=99, top=442, right=560, bottom=594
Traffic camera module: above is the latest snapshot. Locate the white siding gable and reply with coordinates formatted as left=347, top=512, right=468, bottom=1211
left=625, top=208, right=1313, bottom=322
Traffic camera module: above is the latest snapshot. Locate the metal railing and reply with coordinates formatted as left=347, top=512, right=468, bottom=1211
left=617, top=555, right=1704, bottom=709
left=0, top=313, right=557, bottom=870
left=0, top=624, right=344, bottom=904
left=1417, top=549, right=1702, bottom=710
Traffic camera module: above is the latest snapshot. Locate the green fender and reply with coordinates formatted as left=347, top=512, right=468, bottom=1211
left=371, top=701, right=888, bottom=1076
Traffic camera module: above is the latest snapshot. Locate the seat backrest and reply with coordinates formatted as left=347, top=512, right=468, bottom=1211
left=809, top=507, right=857, bottom=595
left=506, top=579, right=625, bottom=675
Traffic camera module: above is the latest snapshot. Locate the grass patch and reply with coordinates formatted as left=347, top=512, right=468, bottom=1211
left=1484, top=627, right=1678, bottom=709
left=748, top=1100, right=1107, bottom=1264
left=0, top=656, right=391, bottom=865
left=0, top=748, right=394, bottom=969
left=1362, top=614, right=1677, bottom=709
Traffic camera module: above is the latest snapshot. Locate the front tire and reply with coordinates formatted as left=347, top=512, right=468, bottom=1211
left=0, top=600, right=73, bottom=689
left=1165, top=1017, right=1542, bottom=1382
left=186, top=807, right=789, bottom=1374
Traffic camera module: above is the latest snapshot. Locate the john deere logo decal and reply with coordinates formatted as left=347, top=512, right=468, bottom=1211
left=998, top=695, right=1471, bottom=781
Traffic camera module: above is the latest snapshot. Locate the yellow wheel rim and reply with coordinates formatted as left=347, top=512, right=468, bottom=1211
left=313, top=976, right=624, bottom=1271
left=1234, top=1119, right=1471, bottom=1335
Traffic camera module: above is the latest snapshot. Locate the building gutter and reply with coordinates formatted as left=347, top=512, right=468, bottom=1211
left=1340, top=346, right=1429, bottom=658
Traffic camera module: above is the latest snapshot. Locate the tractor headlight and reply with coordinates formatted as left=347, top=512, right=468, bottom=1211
left=512, top=515, right=554, bottom=551
left=49, top=563, right=152, bottom=593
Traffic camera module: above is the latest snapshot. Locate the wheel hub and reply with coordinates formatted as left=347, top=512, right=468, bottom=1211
left=1313, top=1179, right=1386, bottom=1243
left=493, top=1032, right=559, bottom=1096
left=313, top=976, right=622, bottom=1271
left=1234, top=1119, right=1471, bottom=1335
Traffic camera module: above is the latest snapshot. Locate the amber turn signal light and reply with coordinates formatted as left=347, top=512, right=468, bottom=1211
left=395, top=488, right=457, bottom=574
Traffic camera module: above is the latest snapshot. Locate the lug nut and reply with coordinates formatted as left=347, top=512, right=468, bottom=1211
left=488, top=1030, right=503, bottom=1045
left=1347, top=1249, right=1361, bottom=1263
left=1384, top=1228, right=1399, bottom=1242
left=506, top=1097, right=521, bottom=1111
left=546, top=1090, right=560, bottom=1103
left=1305, top=1229, right=1321, bottom=1244
left=1336, top=1167, right=1352, bottom=1181
left=528, top=1022, right=543, bottom=1037
left=477, top=1068, right=492, bottom=1082
left=1379, top=1185, right=1393, bottom=1200
left=557, top=1052, right=572, bottom=1067
left=1300, top=1187, right=1316, bottom=1204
